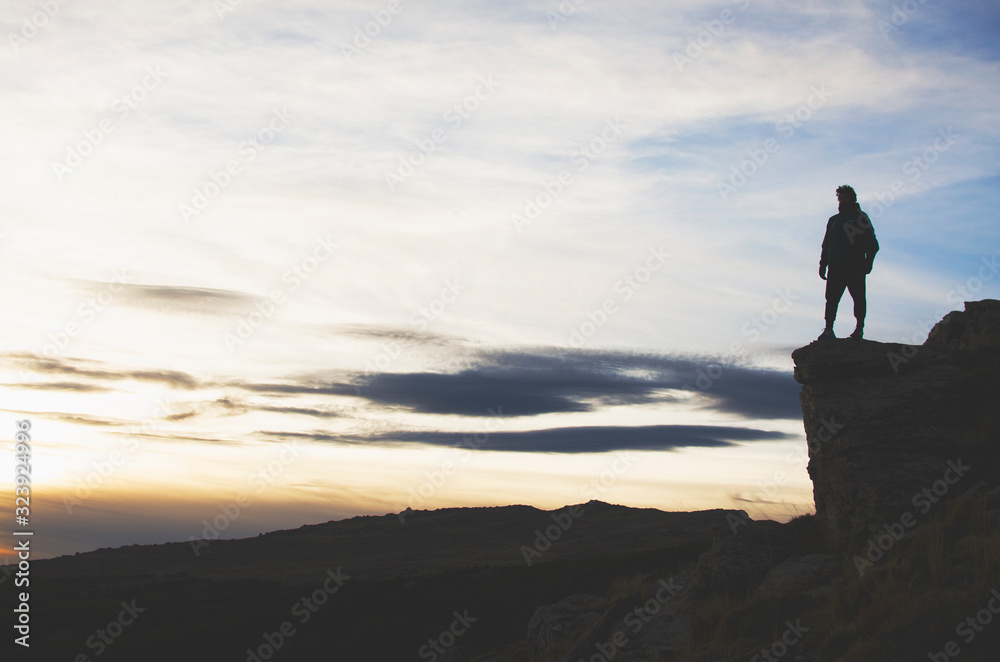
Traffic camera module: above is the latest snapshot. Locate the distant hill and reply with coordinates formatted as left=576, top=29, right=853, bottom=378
left=8, top=501, right=738, bottom=660
left=30, top=500, right=735, bottom=583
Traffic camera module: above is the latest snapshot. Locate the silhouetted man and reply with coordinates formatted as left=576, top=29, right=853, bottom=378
left=818, top=185, right=878, bottom=340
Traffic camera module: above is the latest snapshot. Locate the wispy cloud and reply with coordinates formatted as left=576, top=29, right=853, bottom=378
left=318, top=423, right=791, bottom=453
left=6, top=354, right=201, bottom=390
left=213, top=397, right=342, bottom=420
left=114, top=283, right=261, bottom=315
left=13, top=381, right=115, bottom=393
left=33, top=357, right=201, bottom=390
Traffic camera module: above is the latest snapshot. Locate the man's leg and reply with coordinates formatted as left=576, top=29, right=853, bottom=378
left=846, top=272, right=867, bottom=337
left=825, top=270, right=849, bottom=331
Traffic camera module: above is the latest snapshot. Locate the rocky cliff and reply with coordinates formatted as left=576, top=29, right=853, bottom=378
left=513, top=300, right=1000, bottom=662
left=792, top=299, right=1000, bottom=547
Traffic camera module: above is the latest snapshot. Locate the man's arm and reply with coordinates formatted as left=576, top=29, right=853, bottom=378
left=819, top=219, right=832, bottom=280
left=864, top=214, right=878, bottom=273
left=866, top=233, right=879, bottom=273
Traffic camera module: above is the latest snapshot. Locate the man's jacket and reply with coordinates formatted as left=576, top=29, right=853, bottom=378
left=821, top=205, right=879, bottom=273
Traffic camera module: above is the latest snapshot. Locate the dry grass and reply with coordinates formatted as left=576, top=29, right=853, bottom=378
left=809, top=487, right=1000, bottom=661
left=623, top=488, right=1000, bottom=662
left=606, top=572, right=656, bottom=605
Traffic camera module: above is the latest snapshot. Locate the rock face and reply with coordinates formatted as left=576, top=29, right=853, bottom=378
left=683, top=519, right=795, bottom=599
left=757, top=553, right=837, bottom=598
left=792, top=299, right=1000, bottom=547
left=527, top=594, right=606, bottom=660
left=925, top=299, right=1000, bottom=351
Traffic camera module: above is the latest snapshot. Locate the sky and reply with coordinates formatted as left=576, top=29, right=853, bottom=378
left=1, top=0, right=998, bottom=560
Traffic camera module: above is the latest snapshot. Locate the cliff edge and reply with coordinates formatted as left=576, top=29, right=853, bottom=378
left=792, top=299, right=1000, bottom=547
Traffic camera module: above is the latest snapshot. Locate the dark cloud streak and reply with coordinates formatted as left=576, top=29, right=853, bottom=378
left=239, top=347, right=801, bottom=420
left=264, top=424, right=792, bottom=453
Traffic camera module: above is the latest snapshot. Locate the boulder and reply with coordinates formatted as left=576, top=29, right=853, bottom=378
left=527, top=593, right=606, bottom=660
left=757, top=553, right=837, bottom=598
left=925, top=299, right=1000, bottom=351
left=685, top=519, right=796, bottom=598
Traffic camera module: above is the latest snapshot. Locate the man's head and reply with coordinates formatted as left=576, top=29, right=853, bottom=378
left=836, top=185, right=857, bottom=203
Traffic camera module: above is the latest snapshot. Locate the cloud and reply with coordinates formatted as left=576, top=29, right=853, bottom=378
left=258, top=405, right=341, bottom=419
left=13, top=381, right=115, bottom=393
left=163, top=409, right=200, bottom=422
left=0, top=410, right=122, bottom=427
left=115, top=283, right=260, bottom=316
left=212, top=397, right=341, bottom=420
left=335, top=324, right=472, bottom=348
left=237, top=346, right=802, bottom=420
left=6, top=354, right=202, bottom=390
left=51, top=413, right=125, bottom=426
left=265, top=423, right=791, bottom=453
left=34, top=359, right=201, bottom=390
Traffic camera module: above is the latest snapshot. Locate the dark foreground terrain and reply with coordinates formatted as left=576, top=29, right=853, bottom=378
left=5, top=502, right=733, bottom=660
